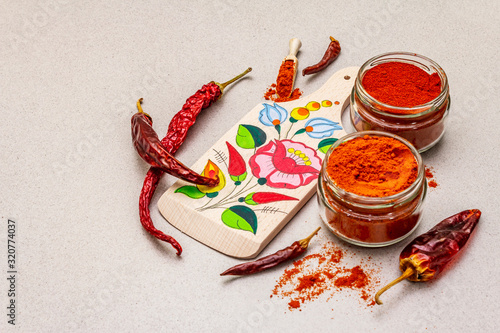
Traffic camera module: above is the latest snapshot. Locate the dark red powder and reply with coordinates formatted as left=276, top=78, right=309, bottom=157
left=288, top=300, right=301, bottom=309
left=428, top=180, right=438, bottom=188
left=425, top=167, right=434, bottom=179
left=362, top=62, right=441, bottom=108
left=425, top=166, right=439, bottom=188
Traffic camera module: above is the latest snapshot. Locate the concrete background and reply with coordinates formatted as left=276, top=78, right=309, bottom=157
left=1, top=0, right=499, bottom=332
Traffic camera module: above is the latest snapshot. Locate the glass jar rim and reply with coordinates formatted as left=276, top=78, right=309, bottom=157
left=321, top=130, right=425, bottom=206
left=355, top=51, right=449, bottom=119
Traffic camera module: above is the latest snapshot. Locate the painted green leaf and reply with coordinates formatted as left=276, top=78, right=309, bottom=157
left=318, top=138, right=338, bottom=154
left=289, top=117, right=298, bottom=123
left=221, top=205, right=258, bottom=234
left=175, top=186, right=206, bottom=199
left=275, top=124, right=281, bottom=134
left=244, top=192, right=258, bottom=205
left=294, top=128, right=306, bottom=136
left=230, top=171, right=247, bottom=183
left=236, top=124, right=267, bottom=149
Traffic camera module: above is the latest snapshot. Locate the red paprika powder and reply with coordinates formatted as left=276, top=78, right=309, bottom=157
left=362, top=62, right=441, bottom=109
left=318, top=131, right=427, bottom=246
left=326, top=135, right=418, bottom=197
left=350, top=52, right=450, bottom=152
left=264, top=60, right=302, bottom=102
left=425, top=166, right=439, bottom=188
left=271, top=242, right=380, bottom=310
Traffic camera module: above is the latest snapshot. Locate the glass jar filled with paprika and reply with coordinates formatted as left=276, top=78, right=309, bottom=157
left=317, top=131, right=427, bottom=247
left=350, top=52, right=450, bottom=152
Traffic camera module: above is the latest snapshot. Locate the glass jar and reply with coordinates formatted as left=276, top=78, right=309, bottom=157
left=317, top=131, right=427, bottom=247
left=350, top=52, right=450, bottom=153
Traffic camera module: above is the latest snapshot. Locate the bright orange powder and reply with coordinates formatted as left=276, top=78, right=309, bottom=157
left=327, top=135, right=418, bottom=197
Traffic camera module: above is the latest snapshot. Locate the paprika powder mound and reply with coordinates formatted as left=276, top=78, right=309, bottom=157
left=318, top=131, right=427, bottom=246
left=326, top=135, right=418, bottom=197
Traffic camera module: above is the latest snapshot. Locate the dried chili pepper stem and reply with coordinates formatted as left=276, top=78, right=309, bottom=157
left=375, top=267, right=414, bottom=305
left=220, top=227, right=321, bottom=276
left=214, top=67, right=252, bottom=95
left=136, top=98, right=149, bottom=117
left=299, top=226, right=321, bottom=249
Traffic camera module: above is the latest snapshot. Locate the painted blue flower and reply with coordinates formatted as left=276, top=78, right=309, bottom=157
left=258, top=103, right=288, bottom=127
left=304, top=117, right=342, bottom=139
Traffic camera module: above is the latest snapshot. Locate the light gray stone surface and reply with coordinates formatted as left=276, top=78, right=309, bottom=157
left=1, top=1, right=499, bottom=332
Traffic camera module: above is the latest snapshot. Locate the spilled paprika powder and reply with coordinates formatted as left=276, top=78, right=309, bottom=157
left=271, top=241, right=380, bottom=310
left=318, top=132, right=426, bottom=245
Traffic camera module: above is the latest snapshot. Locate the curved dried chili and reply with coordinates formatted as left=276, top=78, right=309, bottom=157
left=132, top=99, right=218, bottom=186
left=302, top=36, right=341, bottom=76
left=137, top=68, right=252, bottom=255
left=375, top=209, right=481, bottom=304
left=220, top=227, right=320, bottom=276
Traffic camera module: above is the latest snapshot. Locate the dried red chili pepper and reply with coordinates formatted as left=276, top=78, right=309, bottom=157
left=302, top=36, right=341, bottom=76
left=132, top=99, right=218, bottom=186
left=220, top=227, right=320, bottom=276
left=375, top=209, right=481, bottom=304
left=138, top=68, right=252, bottom=255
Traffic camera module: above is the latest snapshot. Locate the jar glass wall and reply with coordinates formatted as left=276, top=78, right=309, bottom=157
left=317, top=131, right=427, bottom=247
left=350, top=52, right=450, bottom=153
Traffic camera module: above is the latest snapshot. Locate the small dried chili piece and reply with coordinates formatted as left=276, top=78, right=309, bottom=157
left=132, top=99, right=218, bottom=186
left=375, top=209, right=481, bottom=304
left=302, top=36, right=341, bottom=76
left=138, top=68, right=252, bottom=255
left=220, top=227, right=321, bottom=276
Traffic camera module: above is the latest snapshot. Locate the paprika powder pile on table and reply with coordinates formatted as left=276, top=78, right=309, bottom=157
left=425, top=166, right=438, bottom=188
left=271, top=242, right=380, bottom=311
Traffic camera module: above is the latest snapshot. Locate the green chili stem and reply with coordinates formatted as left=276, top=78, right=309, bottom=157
left=375, top=267, right=415, bottom=305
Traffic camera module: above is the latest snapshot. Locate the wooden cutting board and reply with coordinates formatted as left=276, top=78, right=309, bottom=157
left=158, top=66, right=359, bottom=258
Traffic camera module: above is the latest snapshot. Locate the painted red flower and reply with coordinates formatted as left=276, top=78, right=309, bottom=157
left=249, top=139, right=322, bottom=189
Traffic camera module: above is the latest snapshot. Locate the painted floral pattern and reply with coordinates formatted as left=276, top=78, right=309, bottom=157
left=175, top=100, right=342, bottom=235
left=303, top=117, right=343, bottom=139
left=249, top=140, right=322, bottom=189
